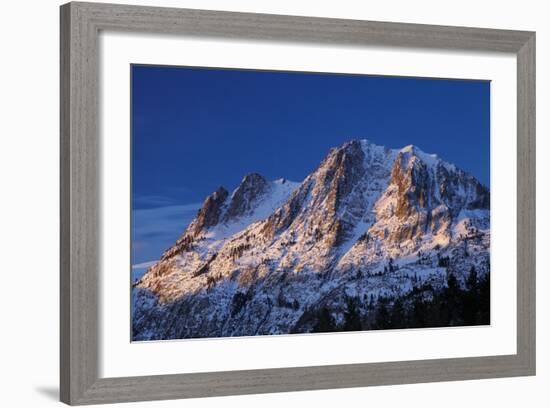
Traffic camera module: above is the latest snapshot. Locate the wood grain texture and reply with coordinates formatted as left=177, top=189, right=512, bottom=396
left=516, top=34, right=536, bottom=372
left=70, top=1, right=533, bottom=52
left=60, top=2, right=100, bottom=404
left=59, top=4, right=71, bottom=403
left=60, top=2, right=536, bottom=405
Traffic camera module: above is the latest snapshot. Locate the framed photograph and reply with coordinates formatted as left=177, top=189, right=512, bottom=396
left=60, top=2, right=535, bottom=405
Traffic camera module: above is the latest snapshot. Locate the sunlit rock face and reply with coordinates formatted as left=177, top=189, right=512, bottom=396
left=369, top=145, right=489, bottom=247
left=223, top=173, right=270, bottom=221
left=133, top=139, right=490, bottom=340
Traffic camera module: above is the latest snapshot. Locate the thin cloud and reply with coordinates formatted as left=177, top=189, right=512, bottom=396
left=133, top=194, right=177, bottom=207
left=132, top=260, right=157, bottom=269
left=132, top=203, right=201, bottom=267
left=168, top=185, right=196, bottom=194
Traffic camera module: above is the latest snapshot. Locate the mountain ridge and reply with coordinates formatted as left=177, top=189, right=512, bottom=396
left=132, top=139, right=490, bottom=340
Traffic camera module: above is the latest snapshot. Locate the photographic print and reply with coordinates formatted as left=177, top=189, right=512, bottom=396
left=131, top=65, right=490, bottom=341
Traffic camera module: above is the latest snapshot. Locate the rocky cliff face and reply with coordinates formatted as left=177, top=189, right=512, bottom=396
left=224, top=173, right=270, bottom=221
left=367, top=145, right=489, bottom=248
left=132, top=140, right=490, bottom=340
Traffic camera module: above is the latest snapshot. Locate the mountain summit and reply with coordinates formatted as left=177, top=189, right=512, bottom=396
left=133, top=140, right=490, bottom=340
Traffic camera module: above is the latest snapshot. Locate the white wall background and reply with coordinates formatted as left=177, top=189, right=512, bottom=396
left=0, top=0, right=545, bottom=407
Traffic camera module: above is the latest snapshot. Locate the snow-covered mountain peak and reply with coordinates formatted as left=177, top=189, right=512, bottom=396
left=395, top=143, right=463, bottom=177
left=133, top=139, right=490, bottom=340
left=331, top=139, right=456, bottom=169
left=186, top=186, right=229, bottom=236
left=225, top=173, right=270, bottom=220
left=236, top=172, right=267, bottom=189
left=341, top=139, right=444, bottom=171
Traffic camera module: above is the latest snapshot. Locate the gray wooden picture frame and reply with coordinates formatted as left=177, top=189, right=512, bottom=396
left=60, top=1, right=536, bottom=405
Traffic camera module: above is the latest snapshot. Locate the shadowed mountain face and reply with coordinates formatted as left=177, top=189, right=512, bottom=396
left=132, top=140, right=490, bottom=340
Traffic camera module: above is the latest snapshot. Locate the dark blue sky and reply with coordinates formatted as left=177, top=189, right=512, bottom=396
left=131, top=65, right=489, bottom=266
left=132, top=65, right=490, bottom=210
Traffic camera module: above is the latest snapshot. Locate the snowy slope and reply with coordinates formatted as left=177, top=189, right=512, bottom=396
left=133, top=139, right=490, bottom=340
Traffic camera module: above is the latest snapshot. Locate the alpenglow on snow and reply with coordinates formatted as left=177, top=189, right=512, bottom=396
left=132, top=139, right=490, bottom=340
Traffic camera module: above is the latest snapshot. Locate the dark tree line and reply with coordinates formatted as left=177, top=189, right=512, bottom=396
left=311, top=267, right=490, bottom=333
